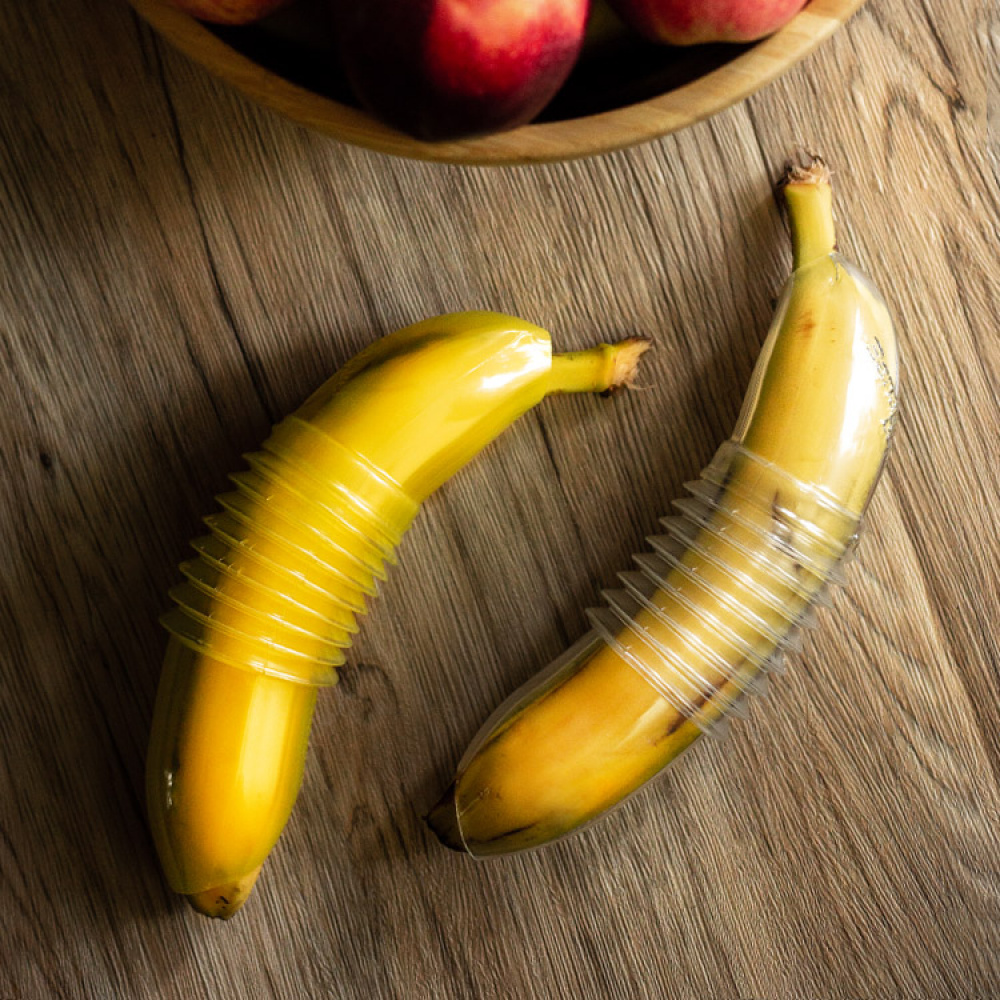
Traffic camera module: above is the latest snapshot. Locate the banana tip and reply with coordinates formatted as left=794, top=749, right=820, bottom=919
left=424, top=783, right=467, bottom=853
left=186, top=865, right=263, bottom=919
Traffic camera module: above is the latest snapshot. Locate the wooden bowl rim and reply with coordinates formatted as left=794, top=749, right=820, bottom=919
left=126, top=0, right=866, bottom=165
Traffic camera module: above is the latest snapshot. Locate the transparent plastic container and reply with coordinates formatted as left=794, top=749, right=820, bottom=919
left=588, top=441, right=860, bottom=735
left=442, top=440, right=866, bottom=857
left=472, top=440, right=859, bottom=744
left=187, top=532, right=362, bottom=632
left=161, top=419, right=418, bottom=689
left=431, top=243, right=898, bottom=857
left=146, top=635, right=319, bottom=894
left=264, top=416, right=418, bottom=552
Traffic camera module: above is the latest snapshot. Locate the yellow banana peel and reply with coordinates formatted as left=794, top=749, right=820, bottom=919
left=146, top=311, right=648, bottom=916
left=427, top=159, right=900, bottom=857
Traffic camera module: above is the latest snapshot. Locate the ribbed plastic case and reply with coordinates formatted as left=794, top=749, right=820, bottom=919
left=161, top=415, right=418, bottom=688
left=458, top=437, right=863, bottom=778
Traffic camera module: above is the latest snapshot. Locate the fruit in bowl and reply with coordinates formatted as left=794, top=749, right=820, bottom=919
left=330, top=0, right=591, bottom=141
left=157, top=0, right=811, bottom=138
left=136, top=0, right=864, bottom=160
left=606, top=0, right=807, bottom=44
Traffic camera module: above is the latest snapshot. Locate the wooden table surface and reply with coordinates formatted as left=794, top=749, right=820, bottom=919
left=2, top=0, right=998, bottom=996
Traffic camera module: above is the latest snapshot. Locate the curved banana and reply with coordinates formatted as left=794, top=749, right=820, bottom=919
left=427, top=160, right=900, bottom=857
left=146, top=311, right=649, bottom=916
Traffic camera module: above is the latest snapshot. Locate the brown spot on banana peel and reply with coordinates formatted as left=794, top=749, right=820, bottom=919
left=334, top=331, right=454, bottom=385
left=427, top=653, right=732, bottom=854
left=426, top=783, right=523, bottom=853
left=651, top=703, right=702, bottom=747
left=186, top=865, right=262, bottom=919
left=795, top=313, right=816, bottom=339
left=770, top=491, right=797, bottom=560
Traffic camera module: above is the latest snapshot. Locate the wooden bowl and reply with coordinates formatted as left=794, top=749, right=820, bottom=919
left=126, top=0, right=865, bottom=165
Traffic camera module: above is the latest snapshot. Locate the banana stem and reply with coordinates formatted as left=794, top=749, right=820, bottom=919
left=782, top=158, right=836, bottom=271
left=548, top=338, right=650, bottom=395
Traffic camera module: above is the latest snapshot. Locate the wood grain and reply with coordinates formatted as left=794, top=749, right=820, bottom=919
left=1, top=0, right=998, bottom=996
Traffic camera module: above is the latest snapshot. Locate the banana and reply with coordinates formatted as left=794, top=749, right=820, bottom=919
left=427, top=159, right=900, bottom=857
left=146, top=311, right=649, bottom=916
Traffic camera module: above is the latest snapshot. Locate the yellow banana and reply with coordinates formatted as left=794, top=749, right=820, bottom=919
left=427, top=159, right=900, bottom=857
left=146, top=311, right=649, bottom=916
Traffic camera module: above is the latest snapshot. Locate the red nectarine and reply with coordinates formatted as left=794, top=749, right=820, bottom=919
left=607, top=0, right=806, bottom=45
left=331, top=0, right=590, bottom=141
